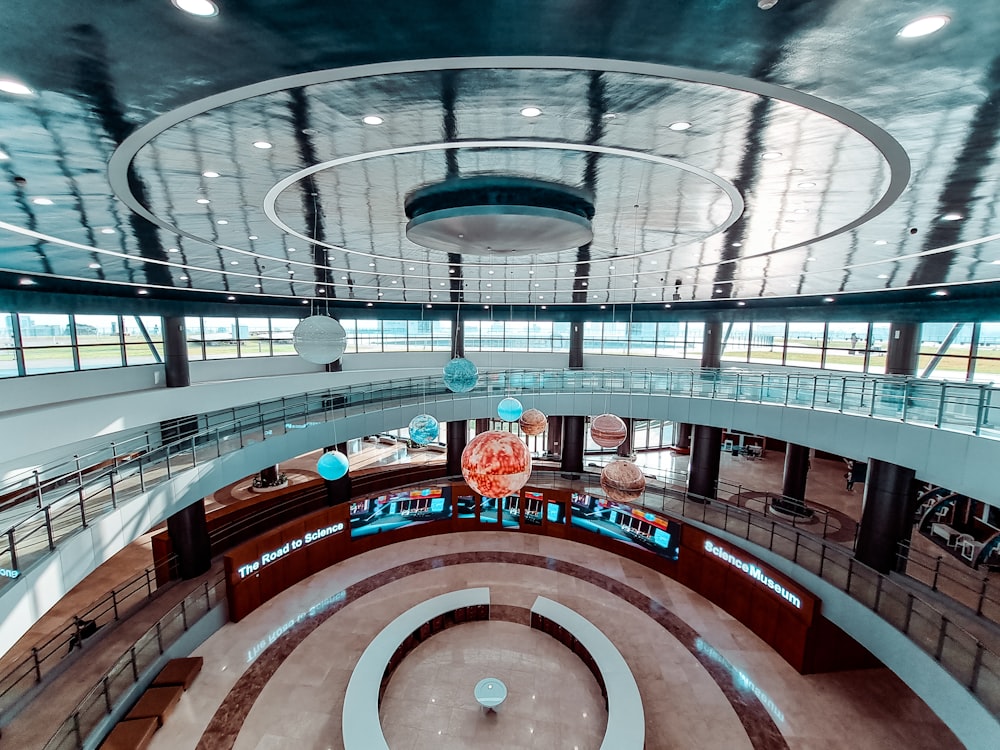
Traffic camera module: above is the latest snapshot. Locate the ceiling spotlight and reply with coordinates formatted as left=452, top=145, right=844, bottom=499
left=798, top=182, right=816, bottom=188
left=0, top=149, right=9, bottom=160
left=88, top=262, right=101, bottom=269
left=732, top=242, right=742, bottom=247
left=180, top=275, right=189, bottom=281
left=287, top=247, right=296, bottom=252
left=253, top=141, right=272, bottom=149
left=737, top=301, right=746, bottom=306
left=368, top=262, right=376, bottom=267
left=664, top=304, right=671, bottom=309
left=248, top=235, right=258, bottom=240
left=366, top=302, right=373, bottom=307
left=172, top=0, right=219, bottom=17
left=100, top=227, right=116, bottom=234
left=426, top=304, right=433, bottom=308
left=0, top=79, right=33, bottom=96
left=302, top=299, right=309, bottom=304
left=138, top=289, right=149, bottom=295
left=898, top=15, right=950, bottom=38
left=600, top=305, right=606, bottom=310
left=874, top=240, right=888, bottom=245
left=942, top=212, right=963, bottom=221
left=227, top=295, right=236, bottom=301
left=288, top=270, right=295, bottom=275
left=229, top=260, right=239, bottom=265
left=31, top=197, right=53, bottom=205
left=761, top=151, right=782, bottom=160
left=18, top=277, right=35, bottom=285
left=823, top=296, right=835, bottom=303
left=878, top=274, right=889, bottom=279
left=931, top=289, right=948, bottom=296
left=217, top=219, right=228, bottom=225
left=362, top=115, right=384, bottom=125
left=254, top=283, right=262, bottom=288
left=202, top=170, right=220, bottom=178
left=432, top=294, right=438, bottom=299
left=196, top=198, right=210, bottom=204
left=668, top=121, right=692, bottom=131
left=520, top=107, right=542, bottom=118
left=167, top=247, right=179, bottom=253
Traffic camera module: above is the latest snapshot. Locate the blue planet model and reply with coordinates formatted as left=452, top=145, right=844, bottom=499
left=316, top=450, right=350, bottom=480
left=443, top=357, right=479, bottom=393
left=408, top=414, right=440, bottom=445
left=497, top=397, right=524, bottom=422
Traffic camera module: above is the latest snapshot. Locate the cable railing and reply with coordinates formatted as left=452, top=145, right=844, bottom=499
left=898, top=540, right=1000, bottom=624
left=41, top=572, right=225, bottom=750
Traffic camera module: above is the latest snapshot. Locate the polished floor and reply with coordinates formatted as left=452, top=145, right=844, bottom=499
left=146, top=532, right=959, bottom=750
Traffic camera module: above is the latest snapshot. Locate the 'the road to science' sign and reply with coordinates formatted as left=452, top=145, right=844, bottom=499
left=237, top=521, right=344, bottom=579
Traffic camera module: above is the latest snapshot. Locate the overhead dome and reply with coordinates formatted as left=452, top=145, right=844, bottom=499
left=404, top=176, right=595, bottom=256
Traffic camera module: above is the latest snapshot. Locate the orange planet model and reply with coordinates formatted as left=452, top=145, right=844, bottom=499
left=591, top=413, right=627, bottom=448
left=600, top=460, right=646, bottom=502
left=461, top=431, right=532, bottom=498
left=518, top=408, right=548, bottom=436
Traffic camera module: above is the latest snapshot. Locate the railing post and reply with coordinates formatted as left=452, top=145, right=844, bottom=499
left=155, top=621, right=163, bottom=653
left=846, top=557, right=854, bottom=591
left=811, top=375, right=818, bottom=408
left=977, top=577, right=989, bottom=616
left=874, top=575, right=884, bottom=612
left=145, top=568, right=153, bottom=598
left=902, top=592, right=914, bottom=633
left=72, top=712, right=82, bottom=749
left=109, top=470, right=117, bottom=509
left=34, top=469, right=43, bottom=508
left=111, top=589, right=120, bottom=620
left=180, top=599, right=188, bottom=630
left=44, top=506, right=55, bottom=550
left=138, top=459, right=146, bottom=494
left=932, top=556, right=943, bottom=591
left=793, top=532, right=800, bottom=563
left=839, top=378, right=847, bottom=412
left=31, top=646, right=42, bottom=683
left=7, top=529, right=18, bottom=571
left=204, top=581, right=211, bottom=609
left=768, top=523, right=775, bottom=550
left=166, top=449, right=172, bottom=479
left=901, top=379, right=910, bottom=422
left=818, top=544, right=827, bottom=578
left=935, top=617, right=948, bottom=660
left=975, top=387, right=987, bottom=436
left=936, top=383, right=947, bottom=427
left=970, top=642, right=984, bottom=691
left=102, top=675, right=112, bottom=714
left=190, top=435, right=197, bottom=466
left=129, top=646, right=139, bottom=681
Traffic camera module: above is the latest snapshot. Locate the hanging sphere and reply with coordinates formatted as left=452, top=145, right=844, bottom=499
left=518, top=408, right=548, bottom=436
left=461, top=431, right=532, bottom=498
left=591, top=413, right=628, bottom=448
left=408, top=413, right=440, bottom=445
left=293, top=316, right=347, bottom=364
left=497, top=397, right=524, bottom=422
left=443, top=357, right=479, bottom=393
left=316, top=450, right=350, bottom=481
left=600, top=460, right=646, bottom=502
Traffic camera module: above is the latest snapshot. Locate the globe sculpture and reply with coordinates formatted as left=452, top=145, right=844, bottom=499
left=497, top=397, right=524, bottom=422
left=518, top=408, right=548, bottom=436
left=293, top=315, right=348, bottom=365
left=600, top=460, right=646, bottom=502
left=316, top=450, right=350, bottom=481
left=443, top=357, right=479, bottom=393
left=408, top=413, right=440, bottom=445
left=591, top=413, right=628, bottom=448
left=461, top=431, right=532, bottom=498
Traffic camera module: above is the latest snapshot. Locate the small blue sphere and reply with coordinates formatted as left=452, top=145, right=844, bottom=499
left=443, top=357, right=479, bottom=393
left=316, top=450, right=349, bottom=481
left=497, top=397, right=524, bottom=422
left=408, top=414, right=440, bottom=445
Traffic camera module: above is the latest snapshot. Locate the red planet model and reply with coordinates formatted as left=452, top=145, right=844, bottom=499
left=461, top=431, right=532, bottom=498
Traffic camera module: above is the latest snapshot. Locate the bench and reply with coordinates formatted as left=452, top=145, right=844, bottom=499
left=125, top=685, right=184, bottom=727
left=151, top=657, right=203, bottom=690
left=99, top=717, right=158, bottom=750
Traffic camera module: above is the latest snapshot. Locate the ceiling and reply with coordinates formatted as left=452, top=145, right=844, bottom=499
left=1, top=0, right=999, bottom=313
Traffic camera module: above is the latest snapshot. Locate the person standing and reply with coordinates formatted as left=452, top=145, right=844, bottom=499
left=845, top=460, right=855, bottom=491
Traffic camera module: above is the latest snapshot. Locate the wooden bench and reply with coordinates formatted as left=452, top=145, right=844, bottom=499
left=125, top=685, right=184, bottom=727
left=151, top=657, right=203, bottom=690
left=99, top=717, right=158, bottom=750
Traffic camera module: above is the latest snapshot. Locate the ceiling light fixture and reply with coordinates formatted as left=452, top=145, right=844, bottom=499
left=88, top=262, right=101, bottom=269
left=942, top=212, right=963, bottom=221
left=898, top=15, right=950, bottom=38
left=180, top=275, right=189, bottom=281
left=874, top=240, right=887, bottom=245
left=217, top=219, right=228, bottom=225
left=248, top=235, right=258, bottom=240
left=31, top=197, right=53, bottom=206
left=878, top=274, right=889, bottom=279
left=18, top=278, right=35, bottom=285
left=196, top=198, right=210, bottom=204
left=761, top=151, right=782, bottom=160
left=737, top=301, right=746, bottom=306
left=823, top=297, right=835, bottom=303
left=202, top=170, right=220, bottom=178
left=798, top=181, right=816, bottom=188
left=0, top=79, right=33, bottom=96
left=138, top=289, right=149, bottom=295
left=931, top=289, right=948, bottom=296
left=230, top=260, right=238, bottom=265
left=172, top=0, right=219, bottom=17
left=100, top=227, right=116, bottom=234
left=227, top=295, right=236, bottom=301
left=520, top=107, right=542, bottom=118
left=668, top=121, right=692, bottom=131
left=0, top=148, right=9, bottom=160
left=362, top=115, right=384, bottom=125
left=253, top=141, right=272, bottom=149
left=757, top=0, right=779, bottom=9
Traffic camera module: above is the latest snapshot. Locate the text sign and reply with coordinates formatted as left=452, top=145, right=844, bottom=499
left=0, top=568, right=20, bottom=580
left=703, top=540, right=802, bottom=609
left=238, top=521, right=344, bottom=579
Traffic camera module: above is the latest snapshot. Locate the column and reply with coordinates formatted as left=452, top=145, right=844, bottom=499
left=701, top=317, right=723, bottom=369
left=324, top=473, right=353, bottom=507
left=451, top=310, right=464, bottom=358
left=560, top=416, right=585, bottom=475
left=166, top=500, right=211, bottom=580
left=855, top=459, right=917, bottom=574
left=686, top=425, right=722, bottom=501
left=885, top=322, right=920, bottom=375
left=569, top=322, right=584, bottom=369
left=780, top=443, right=810, bottom=513
left=447, top=420, right=467, bottom=475
left=616, top=417, right=633, bottom=458
left=547, top=416, right=563, bottom=458
left=259, top=464, right=282, bottom=487
left=475, top=418, right=490, bottom=434
left=162, top=315, right=190, bottom=388
left=673, top=423, right=692, bottom=452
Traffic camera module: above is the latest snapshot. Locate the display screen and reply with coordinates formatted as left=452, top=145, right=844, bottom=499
left=522, top=491, right=543, bottom=526
left=456, top=494, right=476, bottom=519
left=350, top=486, right=452, bottom=537
left=546, top=501, right=565, bottom=524
left=569, top=497, right=681, bottom=560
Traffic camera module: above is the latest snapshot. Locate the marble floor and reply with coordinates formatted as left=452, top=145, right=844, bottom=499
left=148, top=532, right=959, bottom=750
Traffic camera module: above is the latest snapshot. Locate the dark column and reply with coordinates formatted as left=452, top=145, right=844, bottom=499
left=886, top=322, right=920, bottom=376
left=855, top=459, right=917, bottom=574
left=687, top=425, right=722, bottom=501
left=259, top=464, right=281, bottom=486
left=451, top=311, right=464, bottom=358
left=561, top=416, right=585, bottom=475
left=569, top=323, right=584, bottom=369
left=674, top=423, right=692, bottom=451
left=781, top=443, right=810, bottom=511
left=616, top=417, right=633, bottom=457
left=162, top=315, right=190, bottom=388
left=701, top=318, right=723, bottom=369
left=475, top=418, right=490, bottom=434
left=447, top=420, right=467, bottom=475
left=324, top=473, right=352, bottom=507
left=325, top=359, right=343, bottom=373
left=547, top=416, right=563, bottom=458
left=167, top=500, right=211, bottom=580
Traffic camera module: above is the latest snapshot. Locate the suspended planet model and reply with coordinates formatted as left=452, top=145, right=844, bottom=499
left=591, top=413, right=628, bottom=448
left=600, top=460, right=646, bottom=502
left=316, top=450, right=350, bottom=481
left=443, top=357, right=479, bottom=393
left=497, top=397, right=524, bottom=422
left=461, top=431, right=532, bottom=498
left=408, top=413, right=440, bottom=445
left=518, top=408, right=548, bottom=436
left=293, top=316, right=347, bottom=364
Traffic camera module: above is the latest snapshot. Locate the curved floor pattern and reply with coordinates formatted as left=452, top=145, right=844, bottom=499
left=151, top=532, right=958, bottom=750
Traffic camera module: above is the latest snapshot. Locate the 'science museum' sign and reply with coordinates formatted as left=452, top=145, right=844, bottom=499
left=237, top=521, right=344, bottom=579
left=703, top=540, right=802, bottom=609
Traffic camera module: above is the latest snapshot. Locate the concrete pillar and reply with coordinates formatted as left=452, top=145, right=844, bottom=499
left=616, top=417, right=633, bottom=457
left=886, top=322, right=920, bottom=376
left=569, top=322, right=584, bottom=369
left=166, top=499, right=211, bottom=580
left=547, top=416, right=563, bottom=458
left=701, top=318, right=723, bottom=369
left=447, top=420, right=467, bottom=475
left=451, top=311, right=464, bottom=358
left=561, top=416, right=585, bottom=475
left=855, top=459, right=917, bottom=574
left=674, top=422, right=692, bottom=451
left=475, top=418, right=490, bottom=435
left=259, top=465, right=281, bottom=486
left=162, top=315, right=190, bottom=388
left=324, top=473, right=352, bottom=507
left=687, top=425, right=722, bottom=501
left=781, top=443, right=810, bottom=511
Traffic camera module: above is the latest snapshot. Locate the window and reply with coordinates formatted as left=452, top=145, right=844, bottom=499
left=238, top=318, right=272, bottom=357
left=722, top=322, right=750, bottom=363
left=75, top=315, right=122, bottom=369
left=785, top=322, right=825, bottom=368
left=748, top=322, right=785, bottom=365
left=20, top=314, right=74, bottom=375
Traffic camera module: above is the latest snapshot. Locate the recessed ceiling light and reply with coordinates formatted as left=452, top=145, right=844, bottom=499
left=651, top=260, right=658, bottom=265
left=931, top=289, right=948, bottom=296
left=581, top=281, right=587, bottom=286
left=196, top=198, right=210, bottom=204
left=368, top=262, right=376, bottom=267
left=248, top=235, right=258, bottom=240
left=180, top=275, right=189, bottom=281
left=227, top=295, right=236, bottom=301
left=408, top=267, right=415, bottom=271
left=449, top=268, right=456, bottom=273
left=217, top=219, right=228, bottom=225
left=229, top=260, right=238, bottom=265
left=714, top=288, right=722, bottom=293
left=366, top=302, right=373, bottom=307
left=600, top=305, right=606, bottom=310
left=287, top=247, right=296, bottom=252
left=823, top=296, right=835, bottom=303
left=898, top=15, right=950, bottom=38
left=761, top=151, right=782, bottom=160
left=253, top=141, right=272, bottom=149
left=288, top=270, right=295, bottom=275
left=483, top=304, right=490, bottom=309
left=520, top=107, right=542, bottom=118
left=0, top=148, right=8, bottom=160
left=301, top=299, right=309, bottom=304
left=426, top=304, right=433, bottom=308
left=488, top=269, right=495, bottom=274
left=992, top=260, right=1000, bottom=265
left=807, top=256, right=816, bottom=261
left=528, top=269, right=535, bottom=274
left=664, top=304, right=671, bottom=308
left=172, top=0, right=219, bottom=16
left=608, top=265, right=615, bottom=270
left=798, top=181, right=816, bottom=188
left=31, top=197, right=53, bottom=205
left=737, top=301, right=746, bottom=306
left=377, top=292, right=384, bottom=297
left=138, top=289, right=149, bottom=295
left=432, top=294, right=438, bottom=299
left=317, top=289, right=325, bottom=294
left=167, top=247, right=179, bottom=253
left=878, top=273, right=889, bottom=279
left=0, top=79, right=33, bottom=96
left=362, top=115, right=384, bottom=125
left=18, top=277, right=35, bottom=285
left=202, top=171, right=220, bottom=178
left=254, top=283, right=262, bottom=288
left=440, top=282, right=446, bottom=286
left=942, top=212, right=963, bottom=221
left=100, top=227, right=116, bottom=234
left=732, top=242, right=742, bottom=247
left=874, top=240, right=888, bottom=246
left=392, top=279, right=399, bottom=284
left=669, top=121, right=692, bottom=131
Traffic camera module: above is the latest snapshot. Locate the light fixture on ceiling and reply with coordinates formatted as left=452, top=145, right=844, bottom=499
left=230, top=260, right=238, bottom=265
left=100, top=227, right=116, bottom=234
left=18, top=278, right=35, bottom=285
left=172, top=0, right=219, bottom=17
left=202, top=170, right=220, bottom=178
left=196, top=198, right=210, bottom=204
left=167, top=247, right=179, bottom=253
left=942, top=212, right=963, bottom=221
left=757, top=0, right=779, bottom=9
left=138, top=289, right=149, bottom=295
left=874, top=239, right=888, bottom=245
left=664, top=304, right=671, bottom=309
left=931, top=289, right=948, bottom=296
left=88, top=262, right=101, bottom=269
left=520, top=107, right=542, bottom=118
left=362, top=115, right=384, bottom=125
left=254, top=283, right=262, bottom=288
left=732, top=242, right=742, bottom=247
left=878, top=274, right=889, bottom=279
left=227, top=295, right=236, bottom=301
left=180, top=275, right=189, bottom=281
left=31, top=197, right=53, bottom=205
left=253, top=141, right=272, bottom=149
left=898, top=15, right=950, bottom=38
left=798, top=182, right=816, bottom=188
left=0, top=148, right=9, bottom=160
left=823, top=297, right=835, bottom=303
left=761, top=151, right=782, bottom=160
left=217, top=219, right=228, bottom=225
left=287, top=247, right=296, bottom=252
left=668, top=121, right=691, bottom=131
left=0, top=79, right=34, bottom=96
left=248, top=235, right=258, bottom=240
